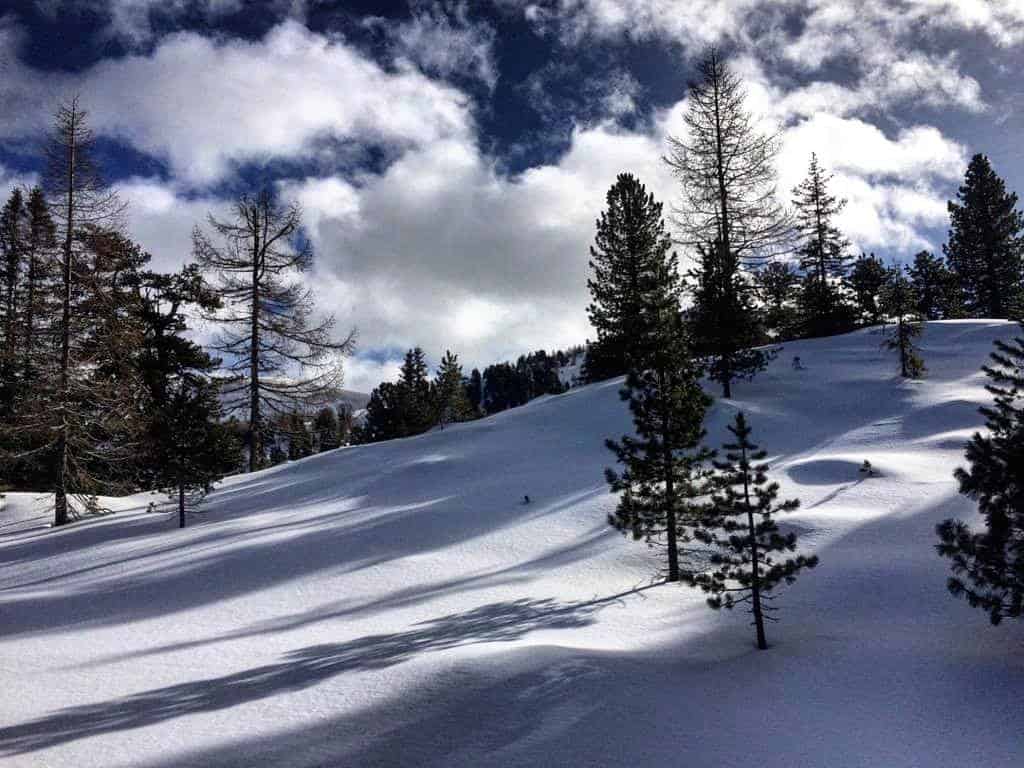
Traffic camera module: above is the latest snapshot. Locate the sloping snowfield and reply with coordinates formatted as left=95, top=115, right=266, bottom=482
left=1, top=320, right=1021, bottom=767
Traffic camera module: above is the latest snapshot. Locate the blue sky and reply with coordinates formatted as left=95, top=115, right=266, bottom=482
left=1, top=1, right=1022, bottom=390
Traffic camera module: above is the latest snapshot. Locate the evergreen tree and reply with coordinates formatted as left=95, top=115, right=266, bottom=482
left=434, top=350, right=473, bottom=427
left=193, top=187, right=355, bottom=472
left=945, top=154, right=1024, bottom=318
left=313, top=406, right=340, bottom=452
left=755, top=260, right=799, bottom=340
left=284, top=410, right=313, bottom=460
left=399, top=347, right=434, bottom=434
left=848, top=253, right=888, bottom=326
left=793, top=154, right=852, bottom=286
left=880, top=266, right=926, bottom=378
left=466, top=368, right=483, bottom=413
left=908, top=250, right=961, bottom=320
left=355, top=381, right=405, bottom=444
left=584, top=173, right=677, bottom=382
left=687, top=237, right=772, bottom=398
left=20, top=188, right=58, bottom=382
left=936, top=323, right=1024, bottom=624
left=683, top=412, right=818, bottom=649
left=605, top=276, right=713, bottom=582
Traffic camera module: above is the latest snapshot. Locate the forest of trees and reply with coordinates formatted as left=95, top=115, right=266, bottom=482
left=0, top=99, right=354, bottom=527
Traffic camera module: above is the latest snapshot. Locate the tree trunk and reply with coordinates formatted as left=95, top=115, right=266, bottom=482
left=660, top=368, right=679, bottom=582
left=54, top=109, right=77, bottom=528
left=248, top=227, right=261, bottom=473
left=742, top=449, right=767, bottom=650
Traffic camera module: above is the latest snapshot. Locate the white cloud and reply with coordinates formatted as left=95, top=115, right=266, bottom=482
left=0, top=20, right=474, bottom=186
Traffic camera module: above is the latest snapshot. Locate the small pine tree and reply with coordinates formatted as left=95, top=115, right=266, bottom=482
left=683, top=412, right=818, bottom=649
left=313, top=406, right=340, bottom=452
left=848, top=253, right=888, bottom=326
left=606, top=310, right=713, bottom=583
left=433, top=350, right=473, bottom=427
left=880, top=266, right=926, bottom=378
left=907, top=250, right=961, bottom=320
left=399, top=347, right=433, bottom=434
left=936, top=323, right=1024, bottom=624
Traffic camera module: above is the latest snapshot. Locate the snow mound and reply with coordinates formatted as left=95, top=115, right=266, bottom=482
left=1, top=320, right=1021, bottom=768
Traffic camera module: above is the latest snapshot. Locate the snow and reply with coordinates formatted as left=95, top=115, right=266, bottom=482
left=1, top=320, right=1021, bottom=767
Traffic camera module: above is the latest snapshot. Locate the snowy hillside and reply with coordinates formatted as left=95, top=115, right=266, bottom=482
left=1, top=320, right=1021, bottom=768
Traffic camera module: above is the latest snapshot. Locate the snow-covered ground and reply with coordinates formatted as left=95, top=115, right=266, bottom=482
left=1, top=320, right=1021, bottom=768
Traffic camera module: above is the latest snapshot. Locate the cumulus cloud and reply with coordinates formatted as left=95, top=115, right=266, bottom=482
left=0, top=20, right=474, bottom=185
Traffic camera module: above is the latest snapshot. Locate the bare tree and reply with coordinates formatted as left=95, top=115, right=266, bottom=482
left=664, top=48, right=791, bottom=266
left=193, top=188, right=355, bottom=472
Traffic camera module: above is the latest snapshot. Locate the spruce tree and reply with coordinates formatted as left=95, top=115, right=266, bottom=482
left=606, top=294, right=713, bottom=582
left=945, top=154, right=1024, bottom=318
left=434, top=349, right=473, bottom=427
left=908, top=250, right=960, bottom=320
left=880, top=266, right=926, bottom=379
left=755, top=261, right=799, bottom=340
left=936, top=323, right=1024, bottom=624
left=848, top=253, right=888, bottom=326
left=683, top=412, right=818, bottom=649
left=193, top=187, right=355, bottom=472
left=584, top=173, right=677, bottom=382
left=313, top=406, right=340, bottom=452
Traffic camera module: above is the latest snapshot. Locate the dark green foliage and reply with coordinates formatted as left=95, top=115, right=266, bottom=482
left=313, top=406, right=340, bottom=452
left=907, top=250, right=962, bottom=320
left=848, top=253, right=888, bottom=326
left=481, top=350, right=566, bottom=415
left=354, top=381, right=406, bottom=444
left=683, top=412, right=818, bottom=649
left=399, top=347, right=434, bottom=435
left=606, top=306, right=713, bottom=582
left=945, top=154, right=1024, bottom=319
left=795, top=273, right=855, bottom=338
left=755, top=261, right=799, bottom=340
left=583, top=173, right=678, bottom=382
left=0, top=189, right=26, bottom=416
left=880, top=266, right=926, bottom=379
left=284, top=411, right=313, bottom=460
left=433, top=350, right=473, bottom=427
left=687, top=237, right=774, bottom=398
left=937, top=323, right=1024, bottom=624
left=466, top=368, right=483, bottom=413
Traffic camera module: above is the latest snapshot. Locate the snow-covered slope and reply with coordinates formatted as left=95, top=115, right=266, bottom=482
left=1, top=321, right=1021, bottom=768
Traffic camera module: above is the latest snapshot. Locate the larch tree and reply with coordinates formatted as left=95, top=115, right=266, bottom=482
left=584, top=173, right=677, bottom=382
left=792, top=154, right=854, bottom=337
left=880, top=265, right=925, bottom=379
left=684, top=412, right=818, bottom=649
left=193, top=188, right=355, bottom=472
left=937, top=323, right=1024, bottom=624
left=945, top=154, right=1024, bottom=319
left=664, top=48, right=790, bottom=396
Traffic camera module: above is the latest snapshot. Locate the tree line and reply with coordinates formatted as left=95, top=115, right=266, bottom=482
left=0, top=99, right=354, bottom=527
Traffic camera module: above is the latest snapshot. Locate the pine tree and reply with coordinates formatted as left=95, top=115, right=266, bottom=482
left=793, top=155, right=852, bottom=286
left=880, top=266, right=925, bottom=379
left=466, top=368, right=483, bottom=414
left=584, top=173, right=678, bottom=382
left=755, top=261, right=799, bottom=340
left=683, top=412, right=818, bottom=649
left=945, top=154, right=1024, bottom=319
left=284, top=410, right=313, bottom=460
left=434, top=349, right=473, bottom=427
left=313, top=406, right=340, bottom=452
left=936, top=323, right=1024, bottom=624
left=665, top=48, right=791, bottom=266
left=193, top=187, right=355, bottom=472
left=605, top=296, right=713, bottom=583
left=848, top=253, right=888, bottom=326
left=687, top=237, right=772, bottom=398
left=20, top=188, right=58, bottom=382
left=908, top=250, right=961, bottom=320
left=399, top=347, right=433, bottom=434
left=355, top=381, right=405, bottom=444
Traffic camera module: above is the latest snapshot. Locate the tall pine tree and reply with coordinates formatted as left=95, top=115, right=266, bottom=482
left=945, top=154, right=1024, bottom=319
left=584, top=173, right=677, bottom=382
left=936, top=323, right=1024, bottom=624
